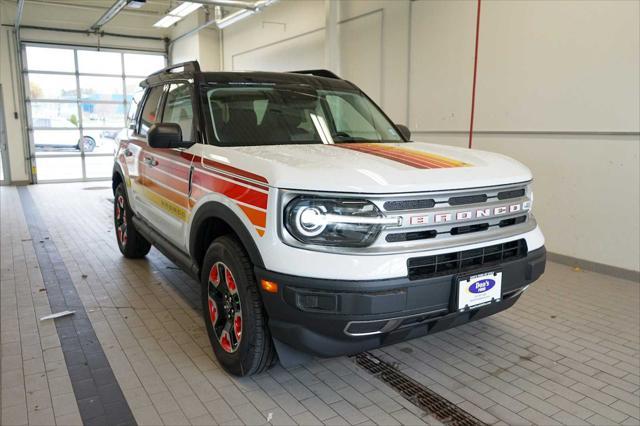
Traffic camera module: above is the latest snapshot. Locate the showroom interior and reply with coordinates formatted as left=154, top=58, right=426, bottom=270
left=0, top=0, right=639, bottom=425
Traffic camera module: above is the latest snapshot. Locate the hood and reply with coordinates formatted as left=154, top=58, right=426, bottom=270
left=204, top=141, right=532, bottom=194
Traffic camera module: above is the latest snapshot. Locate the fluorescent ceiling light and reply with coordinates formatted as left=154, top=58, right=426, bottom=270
left=216, top=8, right=254, bottom=29
left=153, top=1, right=202, bottom=28
left=154, top=15, right=182, bottom=27
left=171, top=2, right=202, bottom=17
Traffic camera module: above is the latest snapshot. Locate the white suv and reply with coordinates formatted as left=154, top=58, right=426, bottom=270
left=112, top=61, right=546, bottom=376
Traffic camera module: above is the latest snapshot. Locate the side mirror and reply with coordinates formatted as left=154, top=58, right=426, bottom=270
left=396, top=124, right=411, bottom=141
left=148, top=123, right=194, bottom=149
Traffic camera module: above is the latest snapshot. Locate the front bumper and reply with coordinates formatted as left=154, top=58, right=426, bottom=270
left=256, top=246, right=546, bottom=357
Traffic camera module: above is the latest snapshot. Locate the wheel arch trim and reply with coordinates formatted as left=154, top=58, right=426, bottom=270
left=189, top=201, right=265, bottom=270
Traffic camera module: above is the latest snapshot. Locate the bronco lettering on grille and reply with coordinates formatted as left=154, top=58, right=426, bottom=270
left=407, top=201, right=531, bottom=226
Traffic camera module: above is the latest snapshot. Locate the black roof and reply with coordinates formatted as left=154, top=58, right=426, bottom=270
left=142, top=61, right=356, bottom=91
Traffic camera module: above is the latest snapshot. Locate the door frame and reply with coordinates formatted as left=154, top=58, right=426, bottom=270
left=0, top=85, right=11, bottom=185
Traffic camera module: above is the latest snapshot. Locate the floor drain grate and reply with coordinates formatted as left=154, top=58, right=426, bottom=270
left=353, top=352, right=487, bottom=426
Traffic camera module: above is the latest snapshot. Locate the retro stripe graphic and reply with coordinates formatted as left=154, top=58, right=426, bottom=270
left=335, top=143, right=471, bottom=169
left=124, top=142, right=269, bottom=237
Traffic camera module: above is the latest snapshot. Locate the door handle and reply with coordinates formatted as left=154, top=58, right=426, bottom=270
left=143, top=156, right=158, bottom=167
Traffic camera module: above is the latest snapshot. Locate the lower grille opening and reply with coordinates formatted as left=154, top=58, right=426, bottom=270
left=499, top=215, right=527, bottom=227
left=386, top=230, right=437, bottom=243
left=451, top=223, right=490, bottom=235
left=398, top=309, right=447, bottom=328
left=407, top=239, right=528, bottom=280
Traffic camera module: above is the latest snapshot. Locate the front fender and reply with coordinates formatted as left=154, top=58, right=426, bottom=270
left=189, top=201, right=265, bottom=269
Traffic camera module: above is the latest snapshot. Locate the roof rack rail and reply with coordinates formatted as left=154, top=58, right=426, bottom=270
left=290, top=69, right=341, bottom=79
left=150, top=60, right=201, bottom=77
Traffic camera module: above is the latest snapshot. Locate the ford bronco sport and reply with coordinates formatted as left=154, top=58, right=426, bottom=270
left=112, top=61, right=546, bottom=376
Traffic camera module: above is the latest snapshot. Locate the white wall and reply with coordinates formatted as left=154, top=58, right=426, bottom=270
left=217, top=0, right=639, bottom=272
left=410, top=0, right=640, bottom=273
left=170, top=11, right=221, bottom=71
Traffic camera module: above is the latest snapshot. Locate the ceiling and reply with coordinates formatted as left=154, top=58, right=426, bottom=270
left=2, top=0, right=241, bottom=38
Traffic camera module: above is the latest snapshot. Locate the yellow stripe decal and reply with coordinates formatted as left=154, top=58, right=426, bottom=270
left=141, top=187, right=190, bottom=222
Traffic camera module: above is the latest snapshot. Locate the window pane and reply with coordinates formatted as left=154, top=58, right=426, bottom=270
left=35, top=156, right=83, bottom=180
left=127, top=90, right=144, bottom=127
left=81, top=103, right=126, bottom=128
left=77, top=50, right=122, bottom=75
left=83, top=130, right=119, bottom=155
left=25, top=46, right=74, bottom=72
left=30, top=102, right=79, bottom=128
left=162, top=83, right=193, bottom=140
left=85, top=155, right=115, bottom=178
left=125, top=77, right=144, bottom=97
left=124, top=53, right=165, bottom=76
left=80, top=76, right=124, bottom=101
left=27, top=74, right=77, bottom=100
left=139, top=86, right=164, bottom=136
left=33, top=129, right=81, bottom=153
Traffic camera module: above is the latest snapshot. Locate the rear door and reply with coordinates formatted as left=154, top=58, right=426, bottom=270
left=138, top=82, right=195, bottom=248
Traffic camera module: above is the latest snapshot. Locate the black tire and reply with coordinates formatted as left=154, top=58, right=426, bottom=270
left=114, top=183, right=151, bottom=258
left=201, top=235, right=276, bottom=376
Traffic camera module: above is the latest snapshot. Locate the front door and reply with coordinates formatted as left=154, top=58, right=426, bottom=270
left=137, top=82, right=196, bottom=250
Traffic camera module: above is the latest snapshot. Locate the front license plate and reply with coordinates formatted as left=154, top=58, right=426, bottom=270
left=457, top=271, right=502, bottom=311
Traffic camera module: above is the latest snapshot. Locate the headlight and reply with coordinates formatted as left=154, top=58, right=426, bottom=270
left=284, top=197, right=398, bottom=247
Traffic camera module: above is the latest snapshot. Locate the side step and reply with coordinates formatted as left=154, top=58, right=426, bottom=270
left=132, top=215, right=200, bottom=281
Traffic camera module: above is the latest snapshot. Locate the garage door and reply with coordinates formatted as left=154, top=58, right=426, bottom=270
left=22, top=44, right=165, bottom=182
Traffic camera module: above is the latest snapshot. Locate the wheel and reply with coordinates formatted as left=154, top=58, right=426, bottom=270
left=114, top=183, right=151, bottom=258
left=201, top=236, right=276, bottom=376
left=79, top=136, right=96, bottom=152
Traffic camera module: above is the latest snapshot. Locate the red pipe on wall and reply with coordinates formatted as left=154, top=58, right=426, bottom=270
left=468, top=0, right=482, bottom=149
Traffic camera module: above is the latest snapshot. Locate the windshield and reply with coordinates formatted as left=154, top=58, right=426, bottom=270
left=204, top=85, right=404, bottom=146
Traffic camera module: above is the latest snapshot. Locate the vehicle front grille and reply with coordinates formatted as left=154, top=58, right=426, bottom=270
left=407, top=239, right=527, bottom=280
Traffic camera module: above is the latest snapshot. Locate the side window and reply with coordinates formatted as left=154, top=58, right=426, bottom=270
left=139, top=86, right=164, bottom=137
left=127, top=90, right=144, bottom=130
left=162, top=83, right=194, bottom=141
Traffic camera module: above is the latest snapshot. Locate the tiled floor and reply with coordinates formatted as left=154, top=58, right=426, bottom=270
left=1, top=182, right=639, bottom=426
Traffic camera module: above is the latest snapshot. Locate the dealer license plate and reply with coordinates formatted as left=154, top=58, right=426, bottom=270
left=457, top=271, right=502, bottom=311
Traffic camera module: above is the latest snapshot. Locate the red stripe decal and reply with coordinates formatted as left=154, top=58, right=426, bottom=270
left=192, top=170, right=268, bottom=210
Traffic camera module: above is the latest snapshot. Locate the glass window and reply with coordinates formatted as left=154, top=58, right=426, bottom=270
left=27, top=74, right=77, bottom=100
left=77, top=50, right=122, bottom=75
left=205, top=86, right=402, bottom=147
left=139, top=86, right=164, bottom=137
left=83, top=130, right=119, bottom=155
left=33, top=129, right=81, bottom=153
left=84, top=155, right=115, bottom=178
left=125, top=78, right=144, bottom=97
left=25, top=46, right=74, bottom=72
left=79, top=76, right=124, bottom=101
left=127, top=90, right=145, bottom=127
left=35, top=156, right=83, bottom=180
left=124, top=53, right=165, bottom=76
left=162, top=83, right=193, bottom=141
left=30, top=102, right=79, bottom=128
left=80, top=103, right=126, bottom=128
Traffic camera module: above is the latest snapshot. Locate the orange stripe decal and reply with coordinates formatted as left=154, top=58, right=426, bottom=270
left=336, top=143, right=471, bottom=169
left=238, top=204, right=267, bottom=228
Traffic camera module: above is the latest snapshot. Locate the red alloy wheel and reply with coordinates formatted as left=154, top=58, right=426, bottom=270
left=115, top=195, right=127, bottom=247
left=207, top=262, right=242, bottom=353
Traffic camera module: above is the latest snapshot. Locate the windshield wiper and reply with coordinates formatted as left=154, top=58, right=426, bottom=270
left=332, top=132, right=368, bottom=142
